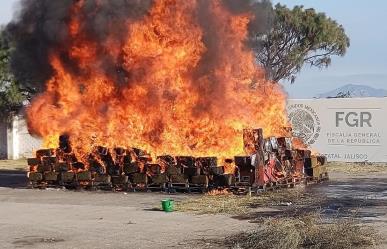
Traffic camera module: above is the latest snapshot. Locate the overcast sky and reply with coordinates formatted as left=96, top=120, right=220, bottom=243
left=1, top=0, right=386, bottom=98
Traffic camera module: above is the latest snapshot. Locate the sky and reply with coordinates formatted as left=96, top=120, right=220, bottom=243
left=273, top=0, right=387, bottom=98
left=0, top=0, right=386, bottom=98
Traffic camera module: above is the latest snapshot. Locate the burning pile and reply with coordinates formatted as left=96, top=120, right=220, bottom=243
left=10, top=0, right=328, bottom=190
left=27, top=129, right=328, bottom=191
left=10, top=0, right=288, bottom=161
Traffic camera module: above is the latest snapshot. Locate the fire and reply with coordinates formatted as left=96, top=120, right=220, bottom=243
left=206, top=189, right=231, bottom=196
left=27, top=0, right=289, bottom=166
left=292, top=137, right=308, bottom=150
left=223, top=158, right=236, bottom=175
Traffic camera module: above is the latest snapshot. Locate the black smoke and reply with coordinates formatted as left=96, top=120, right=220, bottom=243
left=222, top=0, right=273, bottom=35
left=6, top=0, right=153, bottom=93
left=6, top=1, right=73, bottom=93
left=6, top=0, right=272, bottom=95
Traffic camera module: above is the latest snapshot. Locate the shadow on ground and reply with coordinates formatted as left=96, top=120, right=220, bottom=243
left=0, top=170, right=27, bottom=188
left=232, top=176, right=387, bottom=223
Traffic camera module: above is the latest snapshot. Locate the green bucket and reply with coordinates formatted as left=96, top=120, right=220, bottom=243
left=161, top=199, right=174, bottom=212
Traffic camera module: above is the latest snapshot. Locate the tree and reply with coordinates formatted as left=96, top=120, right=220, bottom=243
left=0, top=28, right=26, bottom=121
left=251, top=4, right=350, bottom=83
left=332, top=91, right=352, bottom=98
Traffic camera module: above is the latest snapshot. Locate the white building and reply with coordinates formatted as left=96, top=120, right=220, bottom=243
left=0, top=120, right=7, bottom=159
left=0, top=115, right=42, bottom=159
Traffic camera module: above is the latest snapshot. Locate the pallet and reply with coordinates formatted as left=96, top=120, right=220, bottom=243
left=255, top=181, right=277, bottom=191
left=276, top=176, right=304, bottom=189
left=230, top=186, right=251, bottom=195
left=188, top=184, right=208, bottom=193
left=28, top=181, right=60, bottom=189
left=146, top=183, right=167, bottom=192
left=248, top=175, right=308, bottom=194
left=110, top=176, right=130, bottom=191
left=91, top=182, right=113, bottom=191
left=167, top=182, right=189, bottom=193
left=305, top=172, right=329, bottom=185
left=26, top=170, right=328, bottom=195
left=92, top=175, right=113, bottom=190
left=128, top=183, right=148, bottom=192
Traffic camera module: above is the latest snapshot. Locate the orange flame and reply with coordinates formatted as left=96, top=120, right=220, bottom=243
left=27, top=0, right=289, bottom=166
left=206, top=189, right=231, bottom=196
left=223, top=159, right=236, bottom=175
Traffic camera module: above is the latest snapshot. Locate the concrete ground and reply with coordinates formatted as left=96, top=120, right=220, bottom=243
left=0, top=164, right=386, bottom=249
left=315, top=171, right=387, bottom=249
left=0, top=171, right=253, bottom=249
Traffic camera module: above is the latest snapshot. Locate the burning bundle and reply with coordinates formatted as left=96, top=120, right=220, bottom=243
left=27, top=135, right=236, bottom=191
left=27, top=129, right=328, bottom=192
left=239, top=128, right=328, bottom=188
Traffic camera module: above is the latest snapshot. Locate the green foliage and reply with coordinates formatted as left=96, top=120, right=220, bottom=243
left=0, top=28, right=25, bottom=121
left=252, top=4, right=350, bottom=83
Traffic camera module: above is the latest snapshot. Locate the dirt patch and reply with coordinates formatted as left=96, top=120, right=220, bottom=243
left=0, top=160, right=28, bottom=172
left=13, top=236, right=65, bottom=248
left=176, top=172, right=387, bottom=249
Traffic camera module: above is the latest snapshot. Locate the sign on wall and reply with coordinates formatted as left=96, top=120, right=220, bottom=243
left=287, top=97, right=387, bottom=162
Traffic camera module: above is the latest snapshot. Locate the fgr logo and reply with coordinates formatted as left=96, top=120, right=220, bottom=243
left=288, top=104, right=321, bottom=145
left=336, top=112, right=372, bottom=127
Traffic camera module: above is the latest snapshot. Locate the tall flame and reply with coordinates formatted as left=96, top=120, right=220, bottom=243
left=27, top=0, right=289, bottom=162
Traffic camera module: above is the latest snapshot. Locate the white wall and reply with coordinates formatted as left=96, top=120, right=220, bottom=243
left=0, top=120, right=7, bottom=159
left=16, top=117, right=42, bottom=159
left=3, top=115, right=42, bottom=159
left=287, top=97, right=387, bottom=162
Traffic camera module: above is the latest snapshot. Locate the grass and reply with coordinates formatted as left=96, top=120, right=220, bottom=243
left=175, top=162, right=385, bottom=248
left=328, top=162, right=387, bottom=174
left=175, top=194, right=255, bottom=215
left=175, top=187, right=321, bottom=215
left=228, top=214, right=379, bottom=249
left=176, top=162, right=387, bottom=215
left=0, top=159, right=28, bottom=171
